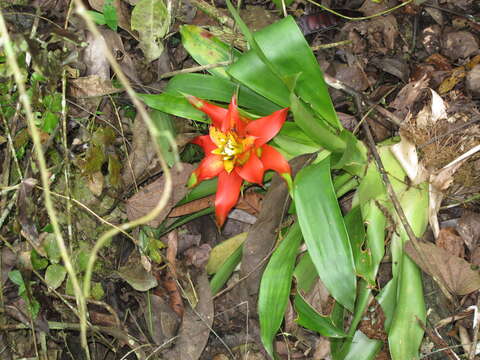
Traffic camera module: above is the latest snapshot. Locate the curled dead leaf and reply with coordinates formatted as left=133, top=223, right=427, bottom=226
left=405, top=241, right=480, bottom=296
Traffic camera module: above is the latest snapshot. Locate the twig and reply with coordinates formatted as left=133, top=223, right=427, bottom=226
left=468, top=300, right=480, bottom=360
left=323, top=73, right=403, bottom=127
left=311, top=39, right=352, bottom=51
left=159, top=61, right=232, bottom=79
left=188, top=0, right=235, bottom=28
left=305, top=0, right=414, bottom=21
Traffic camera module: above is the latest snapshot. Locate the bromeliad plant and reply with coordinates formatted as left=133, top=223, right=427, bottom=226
left=185, top=94, right=291, bottom=226
left=139, top=2, right=430, bottom=359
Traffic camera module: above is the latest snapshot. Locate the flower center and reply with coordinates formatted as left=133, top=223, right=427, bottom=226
left=210, top=127, right=254, bottom=173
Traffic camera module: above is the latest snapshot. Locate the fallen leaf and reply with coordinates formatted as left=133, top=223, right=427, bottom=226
left=184, top=244, right=211, bottom=268
left=117, top=263, right=158, bottom=291
left=83, top=31, right=110, bottom=79
left=466, top=64, right=480, bottom=97
left=169, top=190, right=262, bottom=218
left=131, top=0, right=170, bottom=62
left=405, top=241, right=480, bottom=295
left=206, top=232, right=247, bottom=275
left=126, top=163, right=195, bottom=227
left=441, top=31, right=479, bottom=61
left=161, top=270, right=214, bottom=360
left=457, top=211, right=480, bottom=251
left=436, top=227, right=465, bottom=258
left=68, top=75, right=122, bottom=98
left=147, top=294, right=181, bottom=345
left=390, top=75, right=430, bottom=119
left=122, top=110, right=159, bottom=187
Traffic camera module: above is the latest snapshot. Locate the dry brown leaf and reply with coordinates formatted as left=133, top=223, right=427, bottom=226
left=441, top=31, right=479, bottom=61
left=125, top=163, right=195, bottom=227
left=68, top=75, right=122, bottom=98
left=161, top=270, right=213, bottom=360
left=169, top=191, right=263, bottom=218
left=83, top=31, right=110, bottom=79
left=121, top=110, right=159, bottom=187
left=436, top=227, right=465, bottom=258
left=405, top=241, right=480, bottom=295
left=457, top=211, right=480, bottom=252
left=390, top=75, right=430, bottom=119
left=341, top=15, right=398, bottom=55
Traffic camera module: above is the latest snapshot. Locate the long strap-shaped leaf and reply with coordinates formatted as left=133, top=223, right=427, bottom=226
left=294, top=157, right=356, bottom=311
left=227, top=16, right=341, bottom=129
left=258, top=222, right=303, bottom=359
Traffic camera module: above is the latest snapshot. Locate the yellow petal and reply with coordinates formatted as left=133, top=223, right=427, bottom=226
left=224, top=159, right=234, bottom=173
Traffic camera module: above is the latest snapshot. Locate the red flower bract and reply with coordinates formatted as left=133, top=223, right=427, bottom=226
left=187, top=94, right=292, bottom=227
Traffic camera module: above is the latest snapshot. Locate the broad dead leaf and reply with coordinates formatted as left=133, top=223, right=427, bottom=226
left=169, top=191, right=263, bottom=218
left=390, top=75, right=430, bottom=119
left=457, top=211, right=480, bottom=251
left=405, top=241, right=480, bottom=295
left=122, top=111, right=159, bottom=187
left=68, top=75, right=122, bottom=98
left=83, top=31, right=110, bottom=79
left=117, top=263, right=158, bottom=291
left=436, top=227, right=465, bottom=258
left=161, top=270, right=213, bottom=360
left=126, top=163, right=195, bottom=227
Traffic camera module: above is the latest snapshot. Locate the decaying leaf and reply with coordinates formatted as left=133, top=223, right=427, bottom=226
left=457, top=211, right=480, bottom=252
left=161, top=270, right=213, bottom=360
left=122, top=110, right=159, bottom=187
left=126, top=163, right=195, bottom=227
left=131, top=0, right=170, bottom=62
left=405, top=241, right=480, bottom=296
left=117, top=263, right=158, bottom=291
left=169, top=191, right=263, bottom=218
left=390, top=75, right=429, bottom=119
left=69, top=75, right=122, bottom=98
left=436, top=227, right=465, bottom=258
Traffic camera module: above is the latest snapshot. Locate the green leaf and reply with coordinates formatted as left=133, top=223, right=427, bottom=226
left=294, top=157, right=356, bottom=311
left=150, top=109, right=177, bottom=167
left=44, top=234, right=61, bottom=264
left=290, top=93, right=345, bottom=153
left=293, top=253, right=318, bottom=293
left=103, top=0, right=118, bottom=31
left=259, top=223, right=303, bottom=358
left=294, top=294, right=347, bottom=338
left=131, top=0, right=170, bottom=62
left=388, top=184, right=428, bottom=360
left=271, top=0, right=295, bottom=10
left=31, top=250, right=49, bottom=271
left=42, top=111, right=59, bottom=133
left=91, top=282, right=105, bottom=300
left=166, top=73, right=281, bottom=115
left=228, top=16, right=340, bottom=128
left=138, top=92, right=208, bottom=123
left=207, top=232, right=247, bottom=274
left=180, top=25, right=240, bottom=78
left=210, top=244, right=243, bottom=295
left=271, top=122, right=320, bottom=158
left=8, top=270, right=25, bottom=289
left=87, top=10, right=106, bottom=25
left=45, top=264, right=67, bottom=290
